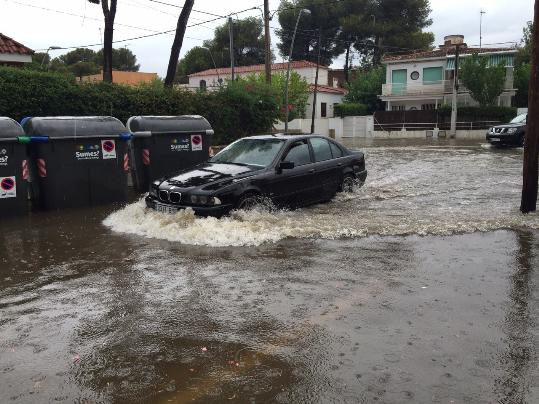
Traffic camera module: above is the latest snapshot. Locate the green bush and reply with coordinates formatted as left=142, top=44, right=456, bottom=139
left=334, top=103, right=368, bottom=118
left=437, top=105, right=517, bottom=123
left=0, top=67, right=279, bottom=144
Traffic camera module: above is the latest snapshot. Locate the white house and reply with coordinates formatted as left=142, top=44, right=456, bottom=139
left=186, top=60, right=347, bottom=118
left=379, top=35, right=517, bottom=111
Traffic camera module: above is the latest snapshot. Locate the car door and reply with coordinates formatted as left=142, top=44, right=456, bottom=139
left=309, top=137, right=340, bottom=200
left=265, top=139, right=316, bottom=207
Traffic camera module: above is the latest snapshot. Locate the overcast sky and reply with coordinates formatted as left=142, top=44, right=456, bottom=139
left=1, top=0, right=534, bottom=76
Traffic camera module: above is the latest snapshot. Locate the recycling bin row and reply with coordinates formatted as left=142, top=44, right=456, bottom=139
left=0, top=115, right=213, bottom=217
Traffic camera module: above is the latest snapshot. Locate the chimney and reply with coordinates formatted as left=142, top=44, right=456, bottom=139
left=440, top=35, right=467, bottom=50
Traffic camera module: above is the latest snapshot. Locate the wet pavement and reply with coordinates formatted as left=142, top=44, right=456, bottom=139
left=1, top=139, right=539, bottom=403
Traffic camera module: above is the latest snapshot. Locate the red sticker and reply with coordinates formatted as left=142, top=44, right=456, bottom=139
left=0, top=177, right=14, bottom=191
left=192, top=135, right=201, bottom=145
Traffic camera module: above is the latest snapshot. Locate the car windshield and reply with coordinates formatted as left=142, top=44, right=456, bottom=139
left=209, top=138, right=285, bottom=168
left=510, top=114, right=527, bottom=124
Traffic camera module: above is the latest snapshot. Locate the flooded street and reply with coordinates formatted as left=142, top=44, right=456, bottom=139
left=1, top=139, right=538, bottom=403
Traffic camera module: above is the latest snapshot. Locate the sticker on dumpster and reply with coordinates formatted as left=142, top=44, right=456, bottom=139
left=75, top=144, right=101, bottom=160
left=191, top=135, right=203, bottom=151
left=0, top=176, right=16, bottom=199
left=0, top=154, right=8, bottom=166
left=171, top=138, right=190, bottom=152
left=101, top=140, right=117, bottom=159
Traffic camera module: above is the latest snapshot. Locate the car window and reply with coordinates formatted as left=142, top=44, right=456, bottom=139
left=510, top=114, right=527, bottom=124
left=310, top=137, right=333, bottom=162
left=283, top=140, right=312, bottom=166
left=329, top=141, right=343, bottom=158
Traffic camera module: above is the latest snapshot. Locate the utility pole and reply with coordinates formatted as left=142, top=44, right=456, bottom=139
left=480, top=10, right=486, bottom=50
left=284, top=9, right=310, bottom=133
left=521, top=0, right=539, bottom=213
left=229, top=17, right=235, bottom=81
left=264, top=0, right=272, bottom=84
left=311, top=32, right=322, bottom=134
left=450, top=43, right=461, bottom=138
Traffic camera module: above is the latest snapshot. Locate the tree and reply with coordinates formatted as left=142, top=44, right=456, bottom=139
left=175, top=46, right=213, bottom=84
left=521, top=0, right=539, bottom=213
left=88, top=0, right=117, bottom=83
left=69, top=61, right=101, bottom=80
left=459, top=54, right=507, bottom=106
left=238, top=71, right=310, bottom=121
left=175, top=17, right=269, bottom=83
left=165, top=0, right=195, bottom=88
left=210, top=17, right=267, bottom=67
left=515, top=21, right=533, bottom=107
left=344, top=65, right=386, bottom=113
left=95, top=48, right=140, bottom=71
left=277, top=0, right=345, bottom=66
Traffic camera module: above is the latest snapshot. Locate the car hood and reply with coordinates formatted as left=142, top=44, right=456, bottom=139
left=162, top=163, right=259, bottom=189
left=491, top=123, right=525, bottom=129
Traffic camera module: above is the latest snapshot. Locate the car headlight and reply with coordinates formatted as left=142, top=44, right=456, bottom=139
left=507, top=128, right=517, bottom=134
left=190, top=195, right=222, bottom=205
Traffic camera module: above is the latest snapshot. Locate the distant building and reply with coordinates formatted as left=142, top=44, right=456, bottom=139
left=186, top=60, right=347, bottom=118
left=80, top=70, right=158, bottom=86
left=0, top=33, right=33, bottom=67
left=379, top=35, right=517, bottom=111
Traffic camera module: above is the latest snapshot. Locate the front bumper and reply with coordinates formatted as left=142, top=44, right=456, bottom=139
left=356, top=169, right=368, bottom=184
left=145, top=195, right=233, bottom=217
left=486, top=133, right=521, bottom=145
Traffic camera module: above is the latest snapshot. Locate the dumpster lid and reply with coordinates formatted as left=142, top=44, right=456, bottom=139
left=127, top=115, right=213, bottom=135
left=22, top=116, right=128, bottom=138
left=0, top=117, right=25, bottom=140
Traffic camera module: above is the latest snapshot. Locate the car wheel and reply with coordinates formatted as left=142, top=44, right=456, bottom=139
left=340, top=174, right=355, bottom=193
left=236, top=193, right=260, bottom=211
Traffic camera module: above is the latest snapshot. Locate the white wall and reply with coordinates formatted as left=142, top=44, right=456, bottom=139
left=188, top=66, right=329, bottom=90
left=305, top=92, right=345, bottom=119
left=385, top=59, right=447, bottom=85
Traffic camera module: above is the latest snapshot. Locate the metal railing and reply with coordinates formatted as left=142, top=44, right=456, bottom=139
left=374, top=120, right=501, bottom=131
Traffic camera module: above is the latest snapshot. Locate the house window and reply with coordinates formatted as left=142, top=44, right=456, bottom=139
left=391, top=105, right=406, bottom=111
left=421, top=104, right=436, bottom=110
left=321, top=102, right=327, bottom=118
left=199, top=80, right=207, bottom=90
left=423, top=67, right=443, bottom=85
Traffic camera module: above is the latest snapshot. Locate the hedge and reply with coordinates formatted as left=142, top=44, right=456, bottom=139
left=437, top=105, right=518, bottom=124
left=0, top=67, right=280, bottom=145
left=334, top=103, right=368, bottom=118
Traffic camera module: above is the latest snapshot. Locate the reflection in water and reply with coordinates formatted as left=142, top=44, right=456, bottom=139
left=495, top=231, right=537, bottom=403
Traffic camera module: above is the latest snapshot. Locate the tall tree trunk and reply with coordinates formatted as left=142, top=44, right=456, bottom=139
left=102, top=0, right=116, bottom=83
left=344, top=42, right=351, bottom=84
left=521, top=2, right=539, bottom=213
left=165, top=0, right=195, bottom=88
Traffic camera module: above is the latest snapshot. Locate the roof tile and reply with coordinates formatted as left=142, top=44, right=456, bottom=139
left=383, top=47, right=516, bottom=62
left=0, top=33, right=34, bottom=55
left=189, top=60, right=325, bottom=77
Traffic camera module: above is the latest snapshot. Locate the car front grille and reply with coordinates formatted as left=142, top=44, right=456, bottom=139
left=159, top=190, right=169, bottom=202
left=169, top=192, right=182, bottom=203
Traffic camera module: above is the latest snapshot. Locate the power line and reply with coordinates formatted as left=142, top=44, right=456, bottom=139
left=145, top=0, right=225, bottom=18
left=31, top=4, right=261, bottom=52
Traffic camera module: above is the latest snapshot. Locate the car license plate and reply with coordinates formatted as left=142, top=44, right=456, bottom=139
left=155, top=203, right=178, bottom=214
left=490, top=138, right=501, bottom=142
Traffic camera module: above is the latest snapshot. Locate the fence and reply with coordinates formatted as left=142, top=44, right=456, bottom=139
left=373, top=110, right=501, bottom=131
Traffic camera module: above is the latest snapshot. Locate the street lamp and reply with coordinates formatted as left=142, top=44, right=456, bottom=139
left=40, top=46, right=62, bottom=68
left=284, top=8, right=311, bottom=133
left=202, top=47, right=221, bottom=87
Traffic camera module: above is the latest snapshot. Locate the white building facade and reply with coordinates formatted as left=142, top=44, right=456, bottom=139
left=380, top=35, right=517, bottom=111
left=186, top=61, right=346, bottom=119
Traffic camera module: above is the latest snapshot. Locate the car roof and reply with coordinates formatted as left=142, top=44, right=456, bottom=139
left=244, top=133, right=332, bottom=141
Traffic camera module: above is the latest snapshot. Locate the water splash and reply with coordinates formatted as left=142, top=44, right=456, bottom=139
left=103, top=144, right=539, bottom=247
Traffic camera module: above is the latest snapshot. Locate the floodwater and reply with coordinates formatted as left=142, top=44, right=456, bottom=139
left=1, top=139, right=538, bottom=403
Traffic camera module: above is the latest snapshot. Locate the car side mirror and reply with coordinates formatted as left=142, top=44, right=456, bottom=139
left=279, top=161, right=295, bottom=170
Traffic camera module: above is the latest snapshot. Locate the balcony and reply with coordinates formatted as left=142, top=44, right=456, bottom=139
left=381, top=81, right=451, bottom=97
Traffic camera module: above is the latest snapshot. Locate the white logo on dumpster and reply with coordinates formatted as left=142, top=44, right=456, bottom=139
left=191, top=135, right=203, bottom=151
left=0, top=176, right=16, bottom=199
left=0, top=155, right=8, bottom=166
left=101, top=140, right=117, bottom=159
left=171, top=138, right=189, bottom=152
